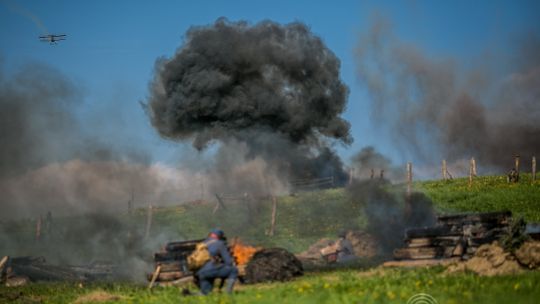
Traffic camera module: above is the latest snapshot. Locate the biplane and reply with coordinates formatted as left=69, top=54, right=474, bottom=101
left=39, top=34, right=67, bottom=45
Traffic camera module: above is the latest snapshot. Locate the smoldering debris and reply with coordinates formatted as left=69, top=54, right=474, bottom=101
left=355, top=15, right=540, bottom=169
left=347, top=180, right=436, bottom=256
left=146, top=18, right=352, bottom=187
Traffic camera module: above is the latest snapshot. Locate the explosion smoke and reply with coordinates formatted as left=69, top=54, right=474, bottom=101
left=355, top=16, right=540, bottom=169
left=147, top=18, right=352, bottom=187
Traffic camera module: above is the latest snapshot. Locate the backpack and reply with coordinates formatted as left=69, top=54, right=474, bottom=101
left=187, top=240, right=216, bottom=271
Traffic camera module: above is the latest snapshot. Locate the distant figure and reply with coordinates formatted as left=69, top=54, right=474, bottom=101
left=379, top=169, right=385, bottom=180
left=320, top=232, right=356, bottom=263
left=335, top=232, right=355, bottom=263
left=370, top=169, right=375, bottom=179
left=195, top=229, right=238, bottom=295
left=508, top=168, right=519, bottom=183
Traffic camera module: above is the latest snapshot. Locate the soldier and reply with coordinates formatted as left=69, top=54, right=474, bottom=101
left=336, top=231, right=355, bottom=263
left=196, top=229, right=238, bottom=295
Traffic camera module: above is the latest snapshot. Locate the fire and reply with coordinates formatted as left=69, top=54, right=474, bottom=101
left=230, top=239, right=261, bottom=266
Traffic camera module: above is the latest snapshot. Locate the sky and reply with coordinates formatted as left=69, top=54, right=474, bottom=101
left=1, top=0, right=539, bottom=166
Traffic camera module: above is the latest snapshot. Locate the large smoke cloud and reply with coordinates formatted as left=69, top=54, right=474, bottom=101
left=146, top=18, right=352, bottom=188
left=0, top=62, right=206, bottom=220
left=355, top=16, right=540, bottom=170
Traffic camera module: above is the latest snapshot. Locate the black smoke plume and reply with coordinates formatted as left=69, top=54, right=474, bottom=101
left=147, top=18, right=351, bottom=187
left=355, top=16, right=540, bottom=170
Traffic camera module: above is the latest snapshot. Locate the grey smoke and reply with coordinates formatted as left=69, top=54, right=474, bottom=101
left=355, top=16, right=540, bottom=169
left=146, top=18, right=351, bottom=186
left=351, top=146, right=405, bottom=181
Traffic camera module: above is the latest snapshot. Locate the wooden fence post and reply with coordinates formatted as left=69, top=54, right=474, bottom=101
left=35, top=216, right=42, bottom=241
left=472, top=157, right=477, bottom=176
left=515, top=154, right=520, bottom=174
left=468, top=158, right=474, bottom=188
left=268, top=196, right=278, bottom=237
left=442, top=160, right=447, bottom=180
left=406, top=162, right=412, bottom=197
left=144, top=204, right=153, bottom=239
left=533, top=156, right=536, bottom=182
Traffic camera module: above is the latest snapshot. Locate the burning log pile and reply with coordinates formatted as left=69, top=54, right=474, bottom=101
left=148, top=239, right=203, bottom=284
left=387, top=211, right=512, bottom=266
left=148, top=239, right=303, bottom=286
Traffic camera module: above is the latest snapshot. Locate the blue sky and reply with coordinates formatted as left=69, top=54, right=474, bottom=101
left=1, top=0, right=539, bottom=165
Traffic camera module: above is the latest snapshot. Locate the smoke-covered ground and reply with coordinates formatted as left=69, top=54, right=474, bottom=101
left=355, top=15, right=540, bottom=173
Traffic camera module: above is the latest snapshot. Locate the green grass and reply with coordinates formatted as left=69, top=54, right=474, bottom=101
left=417, top=173, right=540, bottom=222
left=2, top=267, right=539, bottom=303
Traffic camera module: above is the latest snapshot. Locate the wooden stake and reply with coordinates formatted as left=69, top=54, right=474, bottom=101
left=269, top=196, right=278, bottom=237
left=148, top=265, right=162, bottom=289
left=406, top=162, right=412, bottom=197
left=515, top=154, right=520, bottom=174
left=533, top=156, right=536, bottom=182
left=144, top=204, right=153, bottom=239
left=471, top=157, right=477, bottom=176
left=0, top=256, right=8, bottom=276
left=442, top=160, right=447, bottom=180
left=35, top=216, right=42, bottom=241
left=468, top=158, right=474, bottom=188
left=348, top=167, right=354, bottom=185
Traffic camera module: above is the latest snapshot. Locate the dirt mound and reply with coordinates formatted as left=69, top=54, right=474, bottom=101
left=244, top=248, right=303, bottom=284
left=74, top=291, right=124, bottom=303
left=297, top=231, right=378, bottom=264
left=345, top=230, right=378, bottom=258
left=515, top=241, right=540, bottom=269
left=296, top=238, right=334, bottom=262
left=446, top=242, right=523, bottom=276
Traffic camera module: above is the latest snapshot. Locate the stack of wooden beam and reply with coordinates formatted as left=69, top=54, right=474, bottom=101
left=147, top=239, right=202, bottom=284
left=387, top=211, right=511, bottom=266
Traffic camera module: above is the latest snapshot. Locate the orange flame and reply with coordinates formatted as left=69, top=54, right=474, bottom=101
left=231, top=239, right=261, bottom=266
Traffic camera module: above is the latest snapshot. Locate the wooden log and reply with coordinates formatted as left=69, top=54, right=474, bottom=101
left=383, top=257, right=461, bottom=268
left=405, top=226, right=459, bottom=238
left=154, top=251, right=190, bottom=262
left=165, top=239, right=203, bottom=252
left=405, top=236, right=461, bottom=248
left=393, top=247, right=443, bottom=260
left=147, top=271, right=185, bottom=282
left=148, top=265, right=161, bottom=289
left=156, top=262, right=183, bottom=272
left=437, top=211, right=512, bottom=225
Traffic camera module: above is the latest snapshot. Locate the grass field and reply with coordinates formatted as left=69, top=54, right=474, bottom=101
left=1, top=174, right=539, bottom=303
left=2, top=267, right=539, bottom=303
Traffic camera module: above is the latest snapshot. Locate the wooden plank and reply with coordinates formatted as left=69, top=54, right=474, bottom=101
left=156, top=262, right=183, bottom=272
left=165, top=239, right=203, bottom=252
left=437, top=211, right=512, bottom=225
left=393, top=247, right=443, bottom=260
left=383, top=257, right=461, bottom=268
left=405, top=226, right=459, bottom=238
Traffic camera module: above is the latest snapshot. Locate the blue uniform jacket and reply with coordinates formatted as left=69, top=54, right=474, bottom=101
left=197, top=237, right=234, bottom=273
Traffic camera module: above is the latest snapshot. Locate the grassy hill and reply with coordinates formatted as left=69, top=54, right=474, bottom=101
left=1, top=174, right=540, bottom=303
